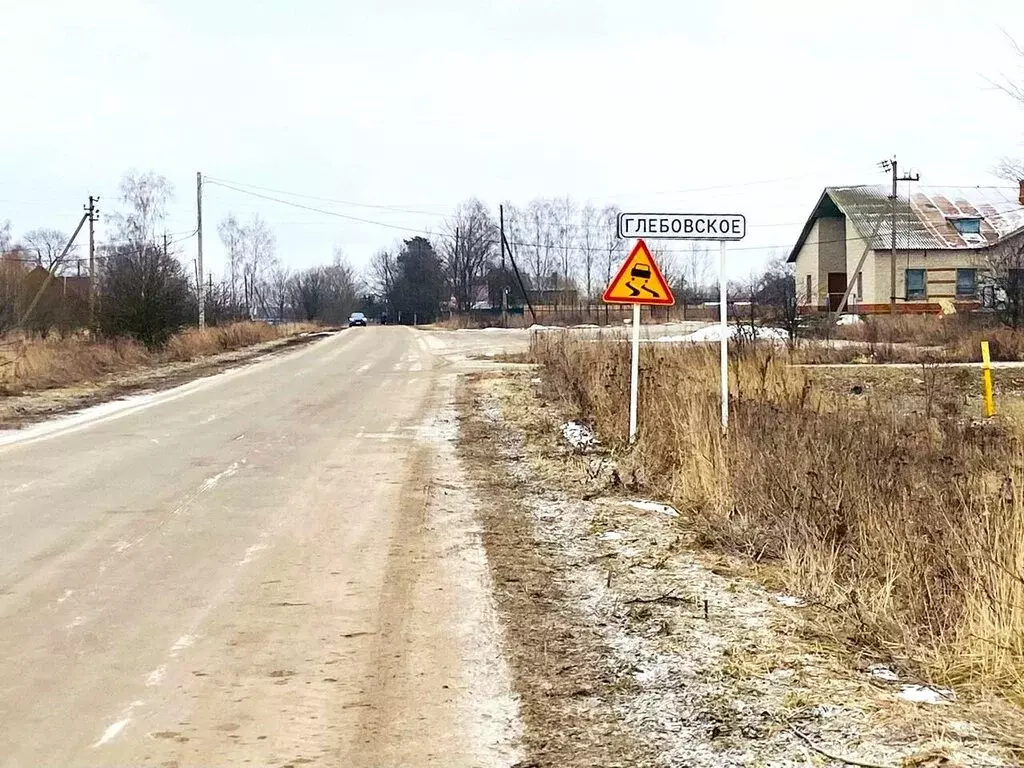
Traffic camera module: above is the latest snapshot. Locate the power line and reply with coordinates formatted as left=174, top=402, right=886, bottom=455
left=205, top=180, right=442, bottom=235
left=204, top=177, right=450, bottom=217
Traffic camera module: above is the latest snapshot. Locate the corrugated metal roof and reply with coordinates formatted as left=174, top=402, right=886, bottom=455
left=825, top=184, right=1024, bottom=250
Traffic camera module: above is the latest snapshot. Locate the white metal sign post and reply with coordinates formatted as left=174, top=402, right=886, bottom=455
left=615, top=213, right=746, bottom=433
left=629, top=303, right=641, bottom=439
left=719, top=241, right=729, bottom=430
left=602, top=239, right=675, bottom=443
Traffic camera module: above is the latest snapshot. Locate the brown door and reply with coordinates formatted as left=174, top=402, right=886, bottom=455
left=827, top=272, right=847, bottom=311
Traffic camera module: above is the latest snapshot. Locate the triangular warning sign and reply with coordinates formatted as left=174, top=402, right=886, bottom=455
left=602, top=239, right=675, bottom=305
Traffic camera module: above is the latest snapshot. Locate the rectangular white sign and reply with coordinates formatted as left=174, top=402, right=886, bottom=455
left=617, top=212, right=746, bottom=241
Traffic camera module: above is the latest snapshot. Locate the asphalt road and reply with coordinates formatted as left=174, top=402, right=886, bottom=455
left=0, top=327, right=526, bottom=768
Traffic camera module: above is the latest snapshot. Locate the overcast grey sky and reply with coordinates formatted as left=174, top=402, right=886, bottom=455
left=2, top=0, right=1022, bottom=280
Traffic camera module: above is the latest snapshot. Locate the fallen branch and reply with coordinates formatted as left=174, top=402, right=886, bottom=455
left=788, top=727, right=893, bottom=768
left=624, top=588, right=691, bottom=605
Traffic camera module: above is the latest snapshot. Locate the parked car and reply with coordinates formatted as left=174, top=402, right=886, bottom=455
left=348, top=312, right=368, bottom=327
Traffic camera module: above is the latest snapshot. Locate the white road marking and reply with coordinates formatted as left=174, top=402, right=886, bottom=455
left=91, top=700, right=145, bottom=748
left=92, top=719, right=129, bottom=747
left=169, top=634, right=197, bottom=657
left=239, top=541, right=268, bottom=566
left=200, top=462, right=239, bottom=493
left=145, top=665, right=166, bottom=687
left=113, top=536, right=145, bottom=553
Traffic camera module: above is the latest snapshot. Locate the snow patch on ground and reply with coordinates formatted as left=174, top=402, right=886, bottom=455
left=624, top=500, right=679, bottom=517
left=898, top=685, right=954, bottom=704
left=562, top=421, right=596, bottom=450
left=657, top=325, right=790, bottom=343
left=869, top=664, right=899, bottom=683
left=774, top=594, right=805, bottom=608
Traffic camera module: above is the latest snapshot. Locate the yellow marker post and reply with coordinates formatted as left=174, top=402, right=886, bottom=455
left=981, top=341, right=995, bottom=417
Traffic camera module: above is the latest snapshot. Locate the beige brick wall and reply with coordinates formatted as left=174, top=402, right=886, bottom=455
left=861, top=250, right=988, bottom=304
left=793, top=221, right=819, bottom=305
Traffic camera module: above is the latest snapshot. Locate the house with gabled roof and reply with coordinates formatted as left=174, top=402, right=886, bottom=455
left=788, top=182, right=1024, bottom=313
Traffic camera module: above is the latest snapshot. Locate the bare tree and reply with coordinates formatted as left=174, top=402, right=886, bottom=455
left=22, top=228, right=71, bottom=274
left=753, top=257, right=799, bottom=341
left=98, top=242, right=190, bottom=347
left=322, top=253, right=359, bottom=323
left=267, top=264, right=292, bottom=321
left=648, top=243, right=680, bottom=296
left=0, top=220, right=11, bottom=254
left=601, top=204, right=623, bottom=287
left=443, top=198, right=497, bottom=311
left=554, top=195, right=578, bottom=291
left=679, top=242, right=712, bottom=315
left=984, top=237, right=1024, bottom=327
left=291, top=267, right=327, bottom=322
left=578, top=203, right=602, bottom=300
left=110, top=170, right=173, bottom=247
left=239, top=214, right=276, bottom=317
left=992, top=36, right=1024, bottom=180
left=217, top=214, right=244, bottom=310
left=370, top=247, right=397, bottom=309
left=524, top=199, right=556, bottom=290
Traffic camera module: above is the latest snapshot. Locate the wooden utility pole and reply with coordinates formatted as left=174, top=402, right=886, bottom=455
left=20, top=211, right=90, bottom=330
left=454, top=226, right=460, bottom=314
left=196, top=171, right=205, bottom=329
left=499, top=205, right=508, bottom=326
left=86, top=195, right=99, bottom=329
left=499, top=204, right=536, bottom=324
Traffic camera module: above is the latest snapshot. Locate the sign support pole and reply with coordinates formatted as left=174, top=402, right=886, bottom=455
left=719, top=240, right=728, bottom=432
left=629, top=302, right=641, bottom=443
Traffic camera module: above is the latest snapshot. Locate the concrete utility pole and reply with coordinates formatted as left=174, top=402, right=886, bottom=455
left=85, top=195, right=99, bottom=330
left=880, top=156, right=919, bottom=314
left=196, top=171, right=205, bottom=329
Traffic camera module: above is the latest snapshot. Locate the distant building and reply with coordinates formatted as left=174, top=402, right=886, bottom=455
left=789, top=182, right=1024, bottom=312
left=20, top=266, right=90, bottom=329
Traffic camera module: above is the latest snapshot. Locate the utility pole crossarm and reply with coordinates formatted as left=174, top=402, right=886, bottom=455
left=880, top=155, right=921, bottom=315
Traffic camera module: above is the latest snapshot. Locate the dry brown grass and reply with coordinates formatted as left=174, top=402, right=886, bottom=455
left=814, top=314, right=1024, bottom=363
left=533, top=332, right=1024, bottom=701
left=0, top=322, right=315, bottom=395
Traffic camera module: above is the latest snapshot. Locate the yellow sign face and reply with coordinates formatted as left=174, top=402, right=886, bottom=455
left=602, top=239, right=675, bottom=305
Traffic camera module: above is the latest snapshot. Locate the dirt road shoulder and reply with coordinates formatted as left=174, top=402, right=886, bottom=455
left=458, top=368, right=1021, bottom=768
left=0, top=330, right=335, bottom=430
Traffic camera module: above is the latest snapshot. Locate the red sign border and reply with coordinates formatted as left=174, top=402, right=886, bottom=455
left=602, top=238, right=675, bottom=306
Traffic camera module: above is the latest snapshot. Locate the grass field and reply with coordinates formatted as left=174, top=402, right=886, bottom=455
left=0, top=322, right=317, bottom=396
left=532, top=331, right=1024, bottom=703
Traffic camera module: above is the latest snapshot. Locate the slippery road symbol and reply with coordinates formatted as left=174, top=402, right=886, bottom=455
left=625, top=263, right=661, bottom=298
left=602, top=239, right=675, bottom=306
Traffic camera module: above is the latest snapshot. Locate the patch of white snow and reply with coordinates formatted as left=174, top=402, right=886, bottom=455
left=898, top=684, right=954, bottom=704
left=624, top=500, right=679, bottom=517
left=562, top=421, right=596, bottom=450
